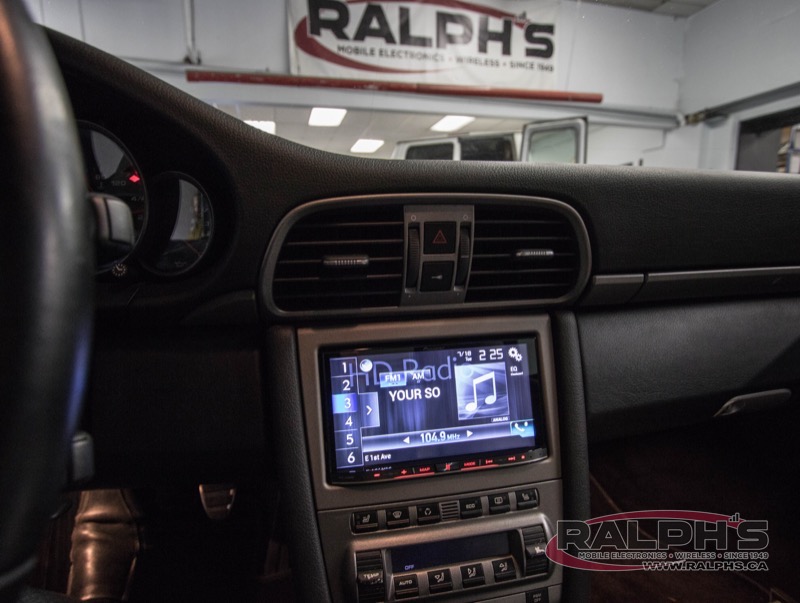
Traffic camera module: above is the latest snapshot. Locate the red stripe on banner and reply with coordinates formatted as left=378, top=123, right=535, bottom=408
left=186, top=70, right=603, bottom=104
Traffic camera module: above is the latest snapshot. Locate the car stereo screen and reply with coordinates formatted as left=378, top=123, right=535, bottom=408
left=320, top=339, right=546, bottom=483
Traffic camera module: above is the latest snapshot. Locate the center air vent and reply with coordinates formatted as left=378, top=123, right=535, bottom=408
left=466, top=205, right=583, bottom=304
left=263, top=194, right=590, bottom=317
left=271, top=206, right=404, bottom=312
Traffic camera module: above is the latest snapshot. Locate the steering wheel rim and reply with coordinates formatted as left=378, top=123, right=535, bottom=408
left=0, top=1, right=92, bottom=596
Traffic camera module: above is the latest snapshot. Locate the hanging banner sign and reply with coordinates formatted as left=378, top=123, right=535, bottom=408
left=288, top=0, right=559, bottom=89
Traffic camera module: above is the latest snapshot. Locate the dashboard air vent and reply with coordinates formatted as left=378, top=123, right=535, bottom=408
left=272, top=206, right=404, bottom=311
left=466, top=205, right=582, bottom=304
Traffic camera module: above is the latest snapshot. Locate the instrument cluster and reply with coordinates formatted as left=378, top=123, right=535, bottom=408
left=80, top=122, right=215, bottom=278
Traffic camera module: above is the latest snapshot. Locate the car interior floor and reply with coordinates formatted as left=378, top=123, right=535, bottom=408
left=588, top=405, right=800, bottom=603
left=31, top=407, right=799, bottom=602
left=31, top=483, right=295, bottom=602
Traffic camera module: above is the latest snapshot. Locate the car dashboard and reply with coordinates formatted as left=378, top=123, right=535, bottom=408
left=46, top=25, right=800, bottom=603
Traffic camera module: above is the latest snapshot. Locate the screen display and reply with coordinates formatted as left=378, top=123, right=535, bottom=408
left=320, top=338, right=546, bottom=483
left=391, top=532, right=511, bottom=572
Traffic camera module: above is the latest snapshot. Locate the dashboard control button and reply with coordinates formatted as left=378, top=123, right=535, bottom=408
left=527, top=587, right=550, bottom=603
left=522, top=525, right=550, bottom=576
left=386, top=506, right=411, bottom=529
left=516, top=488, right=540, bottom=510
left=427, top=569, right=452, bottom=593
left=460, top=563, right=485, bottom=587
left=393, top=574, right=419, bottom=599
left=420, top=261, right=454, bottom=292
left=370, top=469, right=397, bottom=480
left=461, top=459, right=480, bottom=469
left=356, top=550, right=385, bottom=603
left=416, top=464, right=434, bottom=475
left=416, top=503, right=440, bottom=525
left=357, top=569, right=385, bottom=586
left=459, top=497, right=482, bottom=519
left=352, top=510, right=379, bottom=533
left=489, top=492, right=510, bottom=514
left=423, top=221, right=457, bottom=254
left=435, top=461, right=461, bottom=473
left=492, top=558, right=516, bottom=582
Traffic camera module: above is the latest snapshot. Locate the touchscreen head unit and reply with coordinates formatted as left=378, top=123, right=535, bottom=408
left=320, top=338, right=547, bottom=484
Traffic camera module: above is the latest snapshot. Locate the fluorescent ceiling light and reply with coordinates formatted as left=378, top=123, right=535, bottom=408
left=350, top=139, right=385, bottom=154
left=245, top=120, right=276, bottom=134
left=309, top=107, right=347, bottom=127
left=430, top=115, right=475, bottom=133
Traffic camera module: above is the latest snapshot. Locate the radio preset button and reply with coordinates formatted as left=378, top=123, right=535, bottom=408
left=460, top=563, right=485, bottom=588
left=427, top=568, right=453, bottom=593
left=386, top=507, right=411, bottom=529
left=352, top=510, right=379, bottom=533
left=393, top=574, right=419, bottom=599
left=459, top=497, right=483, bottom=519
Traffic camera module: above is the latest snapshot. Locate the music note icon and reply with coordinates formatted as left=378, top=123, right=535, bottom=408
left=466, top=371, right=496, bottom=412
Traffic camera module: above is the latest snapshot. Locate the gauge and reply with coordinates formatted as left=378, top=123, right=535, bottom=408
left=143, top=174, right=214, bottom=275
left=78, top=122, right=147, bottom=268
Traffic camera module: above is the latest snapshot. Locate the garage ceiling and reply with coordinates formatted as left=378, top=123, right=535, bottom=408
left=576, top=0, right=719, bottom=17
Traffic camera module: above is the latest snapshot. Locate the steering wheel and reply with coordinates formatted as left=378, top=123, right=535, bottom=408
left=0, top=1, right=92, bottom=599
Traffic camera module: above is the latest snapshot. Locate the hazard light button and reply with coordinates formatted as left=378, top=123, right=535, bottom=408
left=423, top=222, right=456, bottom=254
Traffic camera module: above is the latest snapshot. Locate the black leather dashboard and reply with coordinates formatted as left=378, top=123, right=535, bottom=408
left=48, top=30, right=800, bottom=325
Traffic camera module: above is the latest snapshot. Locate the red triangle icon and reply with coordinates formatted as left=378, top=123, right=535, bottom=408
left=432, top=230, right=448, bottom=245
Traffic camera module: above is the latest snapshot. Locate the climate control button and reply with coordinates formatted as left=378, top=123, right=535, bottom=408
left=460, top=563, right=485, bottom=588
left=385, top=507, right=411, bottom=529
left=427, top=569, right=453, bottom=593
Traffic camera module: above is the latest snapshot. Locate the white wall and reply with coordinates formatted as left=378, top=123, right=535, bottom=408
left=30, top=0, right=83, bottom=39
left=681, top=0, right=800, bottom=113
left=587, top=125, right=665, bottom=166
left=27, top=0, right=684, bottom=113
left=194, top=0, right=289, bottom=72
left=28, top=0, right=186, bottom=62
left=642, top=123, right=703, bottom=169
left=556, top=2, right=683, bottom=111
left=676, top=0, right=800, bottom=170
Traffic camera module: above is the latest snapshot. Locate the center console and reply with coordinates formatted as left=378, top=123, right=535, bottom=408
left=297, top=316, right=563, bottom=602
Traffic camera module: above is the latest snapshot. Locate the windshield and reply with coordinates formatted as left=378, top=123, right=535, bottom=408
left=25, top=0, right=800, bottom=172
